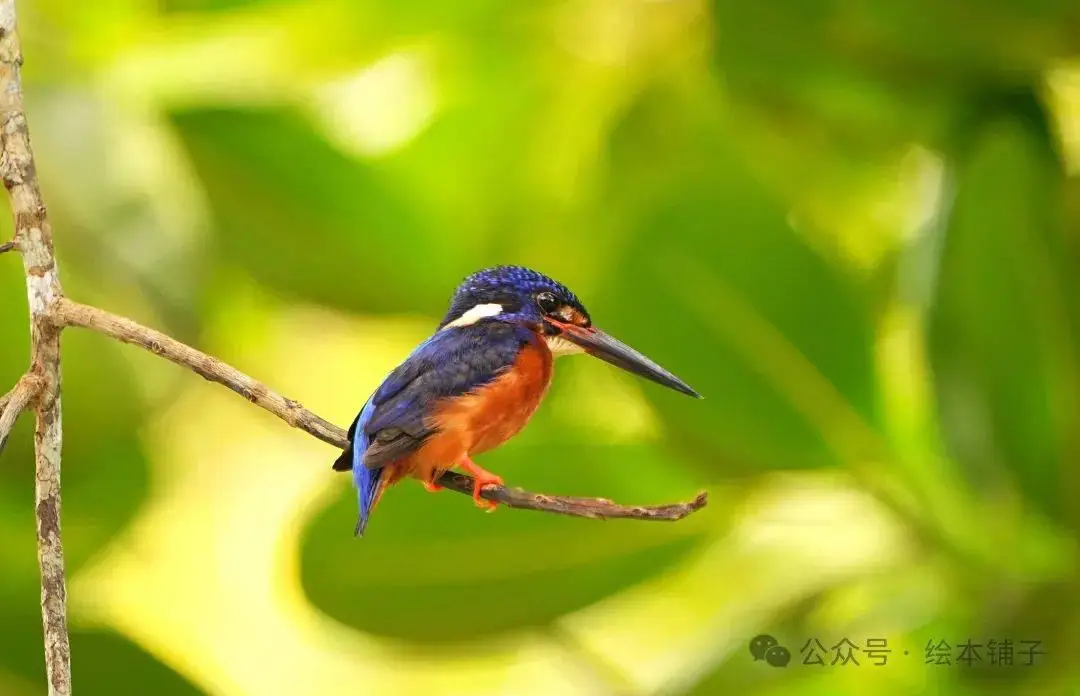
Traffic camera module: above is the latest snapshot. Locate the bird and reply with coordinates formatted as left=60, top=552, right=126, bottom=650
left=332, top=265, right=700, bottom=536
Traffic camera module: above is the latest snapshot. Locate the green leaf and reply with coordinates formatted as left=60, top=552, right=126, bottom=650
left=71, top=630, right=205, bottom=695
left=589, top=85, right=881, bottom=475
left=163, top=0, right=277, bottom=12
left=710, top=0, right=1080, bottom=135
left=170, top=108, right=465, bottom=315
left=707, top=0, right=1080, bottom=229
left=0, top=608, right=202, bottom=696
left=300, top=440, right=710, bottom=643
left=928, top=89, right=1080, bottom=527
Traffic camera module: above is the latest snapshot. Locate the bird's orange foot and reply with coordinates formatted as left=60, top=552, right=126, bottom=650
left=423, top=479, right=444, bottom=493
left=459, top=457, right=502, bottom=512
left=470, top=473, right=502, bottom=512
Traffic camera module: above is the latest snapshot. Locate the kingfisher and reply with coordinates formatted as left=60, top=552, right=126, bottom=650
left=333, top=265, right=700, bottom=535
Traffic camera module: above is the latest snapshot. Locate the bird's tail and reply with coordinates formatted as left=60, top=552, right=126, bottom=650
left=346, top=398, right=387, bottom=537
left=354, top=464, right=385, bottom=537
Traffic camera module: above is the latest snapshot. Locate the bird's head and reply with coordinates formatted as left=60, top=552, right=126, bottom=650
left=439, top=265, right=700, bottom=398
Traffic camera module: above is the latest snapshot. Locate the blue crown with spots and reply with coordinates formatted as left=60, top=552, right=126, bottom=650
left=439, top=265, right=588, bottom=327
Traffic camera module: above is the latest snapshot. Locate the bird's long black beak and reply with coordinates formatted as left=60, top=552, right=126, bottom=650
left=558, top=324, right=701, bottom=398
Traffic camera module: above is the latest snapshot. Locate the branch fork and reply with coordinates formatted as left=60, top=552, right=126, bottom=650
left=0, top=371, right=41, bottom=452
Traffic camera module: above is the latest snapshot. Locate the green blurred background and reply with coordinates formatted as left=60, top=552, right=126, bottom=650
left=2, top=0, right=1080, bottom=694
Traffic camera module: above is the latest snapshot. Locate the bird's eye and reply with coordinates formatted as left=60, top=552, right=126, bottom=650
left=536, top=292, right=559, bottom=314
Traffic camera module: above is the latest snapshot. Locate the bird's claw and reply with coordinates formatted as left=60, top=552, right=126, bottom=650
left=423, top=479, right=444, bottom=493
left=458, top=456, right=503, bottom=512
left=471, top=474, right=502, bottom=512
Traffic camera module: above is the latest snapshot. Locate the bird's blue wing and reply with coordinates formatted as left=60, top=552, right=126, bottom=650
left=333, top=321, right=529, bottom=536
left=330, top=332, right=445, bottom=473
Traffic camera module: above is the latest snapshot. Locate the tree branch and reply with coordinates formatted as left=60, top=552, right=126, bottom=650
left=0, top=372, right=41, bottom=455
left=52, top=299, right=344, bottom=448
left=0, top=2, right=71, bottom=694
left=53, top=299, right=708, bottom=521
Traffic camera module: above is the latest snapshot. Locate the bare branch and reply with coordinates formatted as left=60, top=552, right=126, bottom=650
left=0, top=239, right=14, bottom=253
left=0, top=1, right=71, bottom=693
left=55, top=299, right=708, bottom=521
left=439, top=473, right=708, bottom=520
left=53, top=299, right=343, bottom=447
left=0, top=373, right=41, bottom=455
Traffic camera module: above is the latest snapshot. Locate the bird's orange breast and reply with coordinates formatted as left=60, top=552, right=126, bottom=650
left=391, top=333, right=553, bottom=485
left=432, top=333, right=553, bottom=455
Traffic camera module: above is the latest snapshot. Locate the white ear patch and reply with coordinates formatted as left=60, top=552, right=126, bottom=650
left=545, top=335, right=585, bottom=357
left=443, top=303, right=504, bottom=329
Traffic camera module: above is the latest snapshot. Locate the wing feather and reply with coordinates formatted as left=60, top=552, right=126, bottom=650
left=336, top=322, right=529, bottom=472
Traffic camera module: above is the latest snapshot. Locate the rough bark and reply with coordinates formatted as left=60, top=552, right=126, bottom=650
left=0, top=2, right=71, bottom=693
